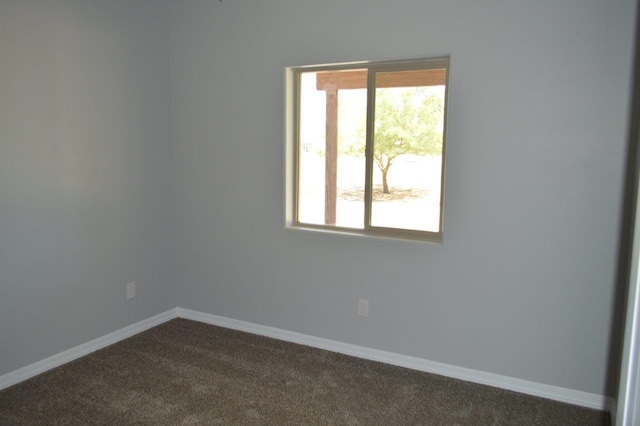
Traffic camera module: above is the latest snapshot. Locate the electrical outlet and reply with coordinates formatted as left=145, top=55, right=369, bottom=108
left=358, top=299, right=369, bottom=318
left=127, top=282, right=136, bottom=300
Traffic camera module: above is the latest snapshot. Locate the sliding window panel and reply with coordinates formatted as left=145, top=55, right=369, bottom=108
left=297, top=70, right=367, bottom=228
left=369, top=69, right=447, bottom=233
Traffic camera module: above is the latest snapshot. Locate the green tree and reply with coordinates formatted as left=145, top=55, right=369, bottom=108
left=373, top=88, right=443, bottom=194
left=340, top=87, right=444, bottom=194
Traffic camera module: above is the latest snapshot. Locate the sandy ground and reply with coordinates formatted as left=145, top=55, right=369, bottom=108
left=298, top=154, right=442, bottom=231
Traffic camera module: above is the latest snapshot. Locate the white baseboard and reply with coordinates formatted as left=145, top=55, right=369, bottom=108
left=177, top=307, right=614, bottom=412
left=0, top=306, right=614, bottom=414
left=0, top=308, right=178, bottom=391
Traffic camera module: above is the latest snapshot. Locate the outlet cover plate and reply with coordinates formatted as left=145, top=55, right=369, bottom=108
left=358, top=299, right=369, bottom=317
left=127, top=282, right=136, bottom=300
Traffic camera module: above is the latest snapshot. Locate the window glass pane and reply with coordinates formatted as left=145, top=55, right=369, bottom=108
left=298, top=70, right=367, bottom=228
left=370, top=69, right=446, bottom=232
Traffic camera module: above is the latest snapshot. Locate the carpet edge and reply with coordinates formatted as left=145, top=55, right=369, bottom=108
left=0, top=308, right=178, bottom=391
left=177, top=307, right=613, bottom=413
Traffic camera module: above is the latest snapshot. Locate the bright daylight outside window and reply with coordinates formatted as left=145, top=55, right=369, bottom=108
left=287, top=58, right=449, bottom=242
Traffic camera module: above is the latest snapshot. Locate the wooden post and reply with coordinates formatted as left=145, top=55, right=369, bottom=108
left=325, top=85, right=338, bottom=225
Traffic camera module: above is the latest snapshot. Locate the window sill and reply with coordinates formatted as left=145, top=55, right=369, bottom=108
left=287, top=223, right=443, bottom=245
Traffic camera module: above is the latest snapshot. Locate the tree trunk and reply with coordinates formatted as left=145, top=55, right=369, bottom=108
left=382, top=169, right=390, bottom=194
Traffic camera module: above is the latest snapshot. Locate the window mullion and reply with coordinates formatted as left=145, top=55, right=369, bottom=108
left=363, top=69, right=376, bottom=230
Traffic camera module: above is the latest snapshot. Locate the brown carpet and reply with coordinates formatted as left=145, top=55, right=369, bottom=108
left=0, top=318, right=609, bottom=425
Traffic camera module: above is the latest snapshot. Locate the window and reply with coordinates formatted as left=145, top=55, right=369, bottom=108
left=285, top=57, right=449, bottom=242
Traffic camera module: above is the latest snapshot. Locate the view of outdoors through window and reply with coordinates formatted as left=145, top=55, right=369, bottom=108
left=297, top=65, right=446, bottom=235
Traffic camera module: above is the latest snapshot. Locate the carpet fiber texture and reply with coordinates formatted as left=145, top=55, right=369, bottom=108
left=0, top=318, right=610, bottom=425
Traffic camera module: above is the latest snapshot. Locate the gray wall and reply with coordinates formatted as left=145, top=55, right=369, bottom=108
left=0, top=0, right=636, bottom=400
left=0, top=0, right=175, bottom=376
left=170, top=0, right=636, bottom=397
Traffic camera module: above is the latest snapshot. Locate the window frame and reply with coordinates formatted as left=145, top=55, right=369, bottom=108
left=285, top=57, right=450, bottom=243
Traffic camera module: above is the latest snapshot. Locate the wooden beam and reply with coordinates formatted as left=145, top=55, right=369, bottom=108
left=317, top=70, right=368, bottom=91
left=316, top=69, right=446, bottom=91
